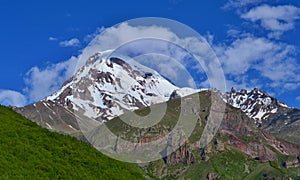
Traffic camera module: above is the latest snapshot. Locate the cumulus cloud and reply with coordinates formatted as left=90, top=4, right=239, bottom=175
left=75, top=22, right=224, bottom=90
left=76, top=23, right=182, bottom=68
left=21, top=20, right=225, bottom=104
left=83, top=27, right=105, bottom=43
left=59, top=38, right=80, bottom=47
left=0, top=90, right=27, bottom=107
left=134, top=54, right=197, bottom=88
left=219, top=1, right=300, bottom=93
left=24, top=56, right=77, bottom=102
left=214, top=34, right=300, bottom=90
left=18, top=15, right=300, bottom=105
left=241, top=5, right=300, bottom=37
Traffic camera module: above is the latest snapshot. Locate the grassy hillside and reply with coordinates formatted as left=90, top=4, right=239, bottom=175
left=143, top=142, right=300, bottom=179
left=104, top=91, right=300, bottom=179
left=0, top=106, right=145, bottom=179
left=2, top=90, right=299, bottom=179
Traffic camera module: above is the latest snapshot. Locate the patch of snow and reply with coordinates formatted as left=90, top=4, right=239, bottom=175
left=279, top=102, right=288, bottom=108
left=262, top=97, right=272, bottom=106
left=68, top=125, right=77, bottom=131
left=252, top=109, right=266, bottom=120
left=46, top=81, right=72, bottom=101
left=271, top=108, right=277, bottom=113
left=42, top=50, right=204, bottom=123
left=45, top=123, right=52, bottom=129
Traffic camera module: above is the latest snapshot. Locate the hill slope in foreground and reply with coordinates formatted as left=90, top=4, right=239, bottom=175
left=0, top=106, right=145, bottom=179
left=2, top=91, right=300, bottom=179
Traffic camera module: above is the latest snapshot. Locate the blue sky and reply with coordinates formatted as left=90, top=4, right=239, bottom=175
left=0, top=0, right=300, bottom=107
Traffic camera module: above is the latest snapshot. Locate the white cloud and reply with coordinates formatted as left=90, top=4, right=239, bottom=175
left=24, top=56, right=77, bottom=102
left=83, top=27, right=105, bottom=43
left=20, top=16, right=300, bottom=106
left=75, top=22, right=224, bottom=90
left=214, top=34, right=300, bottom=90
left=134, top=54, right=197, bottom=88
left=226, top=29, right=242, bottom=38
left=296, top=96, right=300, bottom=102
left=21, top=21, right=225, bottom=104
left=76, top=23, right=181, bottom=68
left=223, top=0, right=265, bottom=9
left=49, top=37, right=58, bottom=41
left=0, top=90, right=27, bottom=107
left=216, top=36, right=272, bottom=75
left=26, top=23, right=197, bottom=103
left=220, top=1, right=300, bottom=93
left=59, top=38, right=80, bottom=47
left=241, top=5, right=300, bottom=37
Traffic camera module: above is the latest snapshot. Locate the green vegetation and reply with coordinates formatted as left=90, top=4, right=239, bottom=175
left=1, top=90, right=299, bottom=179
left=105, top=91, right=300, bottom=179
left=143, top=147, right=299, bottom=179
left=0, top=106, right=145, bottom=179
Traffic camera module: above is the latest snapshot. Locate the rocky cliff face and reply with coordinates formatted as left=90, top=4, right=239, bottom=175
left=218, top=104, right=300, bottom=161
left=223, top=88, right=300, bottom=146
left=283, top=156, right=300, bottom=168
left=162, top=142, right=195, bottom=165
left=222, top=88, right=289, bottom=126
left=105, top=91, right=300, bottom=179
left=97, top=90, right=299, bottom=162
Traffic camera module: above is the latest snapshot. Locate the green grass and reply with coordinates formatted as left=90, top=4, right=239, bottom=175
left=104, top=91, right=300, bottom=179
left=3, top=90, right=299, bottom=179
left=182, top=148, right=299, bottom=180
left=0, top=106, right=146, bottom=179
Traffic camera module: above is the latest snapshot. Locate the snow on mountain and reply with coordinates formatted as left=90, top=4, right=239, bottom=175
left=44, top=51, right=184, bottom=122
left=20, top=48, right=294, bottom=134
left=222, top=88, right=289, bottom=126
left=17, top=50, right=209, bottom=133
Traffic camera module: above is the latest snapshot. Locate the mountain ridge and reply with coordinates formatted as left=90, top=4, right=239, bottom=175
left=222, top=87, right=300, bottom=145
left=15, top=52, right=198, bottom=134
left=11, top=51, right=300, bottom=179
left=15, top=51, right=300, bottom=145
left=99, top=90, right=300, bottom=179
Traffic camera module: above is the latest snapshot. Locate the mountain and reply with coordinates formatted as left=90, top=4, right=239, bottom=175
left=223, top=88, right=300, bottom=145
left=223, top=88, right=288, bottom=126
left=16, top=51, right=197, bottom=134
left=92, top=91, right=300, bottom=179
left=13, top=50, right=300, bottom=179
left=0, top=105, right=145, bottom=179
left=7, top=92, right=300, bottom=179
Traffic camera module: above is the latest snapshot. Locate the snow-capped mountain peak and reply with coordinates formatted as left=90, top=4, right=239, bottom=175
left=223, top=88, right=289, bottom=126
left=46, top=51, right=182, bottom=122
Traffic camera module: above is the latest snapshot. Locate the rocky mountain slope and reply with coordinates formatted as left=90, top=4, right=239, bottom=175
left=223, top=88, right=300, bottom=145
left=222, top=88, right=288, bottom=126
left=12, top=50, right=300, bottom=179
left=15, top=50, right=300, bottom=145
left=6, top=93, right=300, bottom=179
left=95, top=91, right=300, bottom=179
left=16, top=51, right=197, bottom=134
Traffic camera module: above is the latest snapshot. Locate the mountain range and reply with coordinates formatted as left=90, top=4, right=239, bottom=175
left=12, top=50, right=300, bottom=179
left=16, top=51, right=198, bottom=134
